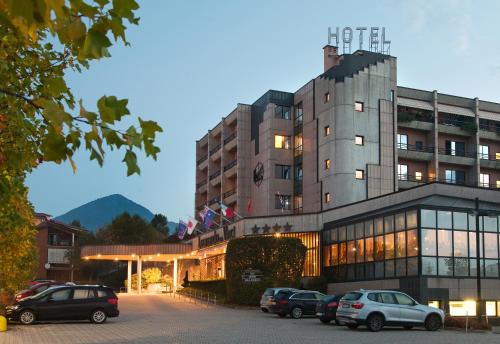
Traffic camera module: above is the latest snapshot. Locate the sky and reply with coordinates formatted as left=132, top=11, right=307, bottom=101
left=27, top=0, right=500, bottom=222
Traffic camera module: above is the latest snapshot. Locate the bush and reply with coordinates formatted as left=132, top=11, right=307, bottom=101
left=302, top=276, right=327, bottom=293
left=124, top=268, right=171, bottom=290
left=187, top=280, right=226, bottom=296
left=444, top=315, right=492, bottom=331
left=225, top=236, right=306, bottom=305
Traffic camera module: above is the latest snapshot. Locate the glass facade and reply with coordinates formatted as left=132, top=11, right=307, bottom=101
left=281, top=232, right=320, bottom=277
left=323, top=210, right=418, bottom=282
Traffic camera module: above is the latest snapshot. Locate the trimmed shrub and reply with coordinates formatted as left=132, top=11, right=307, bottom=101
left=302, top=276, right=328, bottom=293
left=225, top=236, right=306, bottom=305
left=187, top=280, right=227, bottom=296
left=444, top=315, right=492, bottom=331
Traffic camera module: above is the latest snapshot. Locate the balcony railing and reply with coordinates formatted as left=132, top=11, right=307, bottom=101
left=209, top=170, right=221, bottom=180
left=210, top=144, right=221, bottom=155
left=398, top=174, right=436, bottom=184
left=223, top=160, right=237, bottom=172
left=208, top=197, right=220, bottom=206
left=223, top=188, right=236, bottom=199
left=196, top=179, right=207, bottom=189
left=398, top=175, right=500, bottom=191
left=479, top=120, right=500, bottom=134
left=479, top=153, right=500, bottom=161
left=438, top=117, right=477, bottom=133
left=397, top=111, right=434, bottom=123
left=437, top=147, right=477, bottom=159
left=397, top=143, right=434, bottom=153
left=223, top=133, right=236, bottom=145
left=197, top=155, right=208, bottom=165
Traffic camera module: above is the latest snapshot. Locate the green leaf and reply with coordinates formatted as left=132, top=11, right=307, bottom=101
left=79, top=100, right=98, bottom=123
left=139, top=117, right=162, bottom=138
left=125, top=125, right=141, bottom=147
left=66, top=18, right=87, bottom=41
left=41, top=100, right=73, bottom=133
left=89, top=147, right=104, bottom=166
left=112, top=0, right=139, bottom=21
left=79, top=29, right=112, bottom=60
left=46, top=76, right=68, bottom=96
left=102, top=127, right=124, bottom=149
left=143, top=139, right=160, bottom=159
left=123, top=149, right=140, bottom=176
left=40, top=129, right=68, bottom=163
left=97, top=95, right=130, bottom=124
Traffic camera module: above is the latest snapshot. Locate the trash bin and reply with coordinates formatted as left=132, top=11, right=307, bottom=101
left=0, top=315, right=7, bottom=332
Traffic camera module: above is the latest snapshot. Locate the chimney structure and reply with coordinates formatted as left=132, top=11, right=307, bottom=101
left=323, top=45, right=340, bottom=72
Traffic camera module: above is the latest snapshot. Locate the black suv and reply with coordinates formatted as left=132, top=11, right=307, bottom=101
left=271, top=290, right=325, bottom=319
left=315, top=294, right=344, bottom=324
left=6, top=285, right=119, bottom=325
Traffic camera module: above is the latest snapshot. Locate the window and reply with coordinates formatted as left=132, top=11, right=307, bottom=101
left=355, top=169, right=364, bottom=180
left=497, top=180, right=500, bottom=189
left=97, top=289, right=112, bottom=298
left=397, top=134, right=408, bottom=150
left=479, top=145, right=489, bottom=160
left=422, top=229, right=436, bottom=256
left=275, top=105, right=291, bottom=120
left=398, top=164, right=408, bottom=180
left=394, top=293, right=415, bottom=306
left=437, top=230, right=452, bottom=256
left=295, top=102, right=303, bottom=125
left=415, top=140, right=423, bottom=151
left=274, top=135, right=291, bottom=149
left=324, top=92, right=330, bottom=103
left=415, top=171, right=422, bottom=181
left=497, top=152, right=500, bottom=160
left=380, top=293, right=396, bottom=304
left=275, top=164, right=291, bottom=180
left=294, top=133, right=303, bottom=156
left=480, top=173, right=490, bottom=188
left=422, top=257, right=437, bottom=275
left=50, top=289, right=71, bottom=301
left=324, top=159, right=331, bottom=170
left=73, top=289, right=94, bottom=299
left=486, top=301, right=497, bottom=316
left=324, top=192, right=331, bottom=204
left=449, top=301, right=476, bottom=316
left=355, top=135, right=364, bottom=145
left=324, top=125, right=330, bottom=136
left=445, top=140, right=465, bottom=156
left=294, top=195, right=303, bottom=212
left=275, top=194, right=291, bottom=210
left=445, top=169, right=465, bottom=185
left=354, top=101, right=364, bottom=112
left=295, top=165, right=303, bottom=181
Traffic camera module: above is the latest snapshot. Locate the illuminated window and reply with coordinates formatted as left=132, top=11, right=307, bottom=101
left=324, top=92, right=330, bottom=103
left=324, top=125, right=330, bottom=136
left=398, top=164, right=408, bottom=180
left=480, top=173, right=490, bottom=188
left=479, top=145, right=489, bottom=160
left=274, top=135, right=291, bottom=149
left=415, top=171, right=422, bottom=181
left=324, top=192, right=331, bottom=204
left=449, top=301, right=476, bottom=316
left=324, top=159, right=331, bottom=170
left=355, top=169, right=364, bottom=180
left=496, top=152, right=500, bottom=160
left=428, top=300, right=440, bottom=309
left=355, top=101, right=364, bottom=112
left=397, top=134, right=408, bottom=150
left=497, top=180, right=500, bottom=189
left=355, top=135, right=364, bottom=145
left=486, top=301, right=497, bottom=316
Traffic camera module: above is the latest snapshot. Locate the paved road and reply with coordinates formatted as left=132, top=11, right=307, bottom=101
left=1, top=294, right=498, bottom=344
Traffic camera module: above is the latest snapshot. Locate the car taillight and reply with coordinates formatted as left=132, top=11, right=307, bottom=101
left=107, top=298, right=118, bottom=305
left=352, top=302, right=364, bottom=309
left=327, top=301, right=338, bottom=308
left=277, top=299, right=288, bottom=305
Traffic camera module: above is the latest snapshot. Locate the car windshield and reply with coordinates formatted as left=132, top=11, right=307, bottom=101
left=321, top=295, right=337, bottom=302
left=342, top=292, right=363, bottom=301
left=263, top=289, right=275, bottom=296
left=31, top=286, right=64, bottom=300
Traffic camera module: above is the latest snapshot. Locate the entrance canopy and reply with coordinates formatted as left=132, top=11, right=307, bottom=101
left=81, top=243, right=197, bottom=262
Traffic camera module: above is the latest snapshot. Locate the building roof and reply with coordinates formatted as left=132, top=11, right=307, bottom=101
left=320, top=50, right=391, bottom=82
left=36, top=217, right=87, bottom=235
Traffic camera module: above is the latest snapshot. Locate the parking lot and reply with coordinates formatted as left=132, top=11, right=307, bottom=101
left=2, top=294, right=499, bottom=344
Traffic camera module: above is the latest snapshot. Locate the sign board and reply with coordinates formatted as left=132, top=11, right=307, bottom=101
left=328, top=27, right=391, bottom=54
left=241, top=269, right=263, bottom=283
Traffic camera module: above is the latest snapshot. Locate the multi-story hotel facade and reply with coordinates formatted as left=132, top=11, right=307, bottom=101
left=193, top=46, right=500, bottom=318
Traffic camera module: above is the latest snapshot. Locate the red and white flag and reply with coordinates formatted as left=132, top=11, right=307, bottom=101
left=187, top=217, right=198, bottom=235
left=220, top=203, right=234, bottom=218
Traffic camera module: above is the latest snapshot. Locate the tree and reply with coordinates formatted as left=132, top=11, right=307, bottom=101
left=70, top=219, right=83, bottom=228
left=0, top=1, right=162, bottom=297
left=96, top=212, right=166, bottom=244
left=150, top=213, right=169, bottom=236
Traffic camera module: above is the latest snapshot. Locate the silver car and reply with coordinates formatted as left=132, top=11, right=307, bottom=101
left=336, top=290, right=445, bottom=332
left=260, top=288, right=298, bottom=313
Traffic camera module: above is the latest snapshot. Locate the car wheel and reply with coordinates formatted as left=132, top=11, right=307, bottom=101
left=424, top=314, right=442, bottom=331
left=366, top=313, right=384, bottom=332
left=290, top=307, right=303, bottom=319
left=278, top=313, right=286, bottom=318
left=320, top=318, right=331, bottom=324
left=19, top=310, right=35, bottom=325
left=403, top=325, right=413, bottom=330
left=90, top=309, right=107, bottom=324
left=261, top=308, right=269, bottom=313
left=346, top=323, right=359, bottom=329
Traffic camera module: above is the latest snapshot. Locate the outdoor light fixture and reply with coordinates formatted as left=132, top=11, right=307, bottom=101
left=114, top=258, right=118, bottom=261
left=148, top=256, right=152, bottom=260
left=97, top=254, right=101, bottom=258
left=85, top=257, right=89, bottom=260
left=156, top=253, right=160, bottom=256
left=131, top=254, right=136, bottom=257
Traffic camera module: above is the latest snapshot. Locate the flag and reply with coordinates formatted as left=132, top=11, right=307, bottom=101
left=199, top=209, right=205, bottom=222
left=220, top=203, right=234, bottom=218
left=177, top=220, right=188, bottom=240
left=187, top=217, right=198, bottom=235
left=247, top=199, right=253, bottom=216
left=203, top=206, right=216, bottom=229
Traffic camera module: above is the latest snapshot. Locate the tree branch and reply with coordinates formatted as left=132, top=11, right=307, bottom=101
left=0, top=88, right=42, bottom=110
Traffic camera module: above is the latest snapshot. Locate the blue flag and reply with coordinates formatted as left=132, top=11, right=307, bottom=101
left=178, top=220, right=188, bottom=240
left=203, top=207, right=216, bottom=229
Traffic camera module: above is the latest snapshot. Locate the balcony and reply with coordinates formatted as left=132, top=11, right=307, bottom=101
left=437, top=147, right=476, bottom=166
left=397, top=174, right=435, bottom=190
left=397, top=111, right=434, bottom=131
left=209, top=197, right=221, bottom=211
left=210, top=144, right=222, bottom=161
left=209, top=170, right=221, bottom=186
left=479, top=154, right=500, bottom=170
left=397, top=143, right=434, bottom=161
left=479, top=120, right=500, bottom=140
left=48, top=248, right=71, bottom=264
left=196, top=179, right=207, bottom=193
left=437, top=117, right=477, bottom=137
left=224, top=132, right=236, bottom=145
left=197, top=155, right=208, bottom=170
left=223, top=188, right=237, bottom=205
left=223, top=160, right=237, bottom=178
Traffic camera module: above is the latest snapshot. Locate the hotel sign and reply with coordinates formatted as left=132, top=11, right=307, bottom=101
left=328, top=27, right=391, bottom=54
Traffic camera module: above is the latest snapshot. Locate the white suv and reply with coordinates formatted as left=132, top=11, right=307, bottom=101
left=336, top=290, right=445, bottom=332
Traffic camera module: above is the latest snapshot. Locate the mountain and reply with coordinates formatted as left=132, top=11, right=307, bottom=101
left=55, top=194, right=176, bottom=232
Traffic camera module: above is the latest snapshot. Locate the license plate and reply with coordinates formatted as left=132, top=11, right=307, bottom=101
left=342, top=304, right=350, bottom=308
left=316, top=312, right=324, bottom=316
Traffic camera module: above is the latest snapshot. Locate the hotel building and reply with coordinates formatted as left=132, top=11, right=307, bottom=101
left=190, top=45, right=500, bottom=318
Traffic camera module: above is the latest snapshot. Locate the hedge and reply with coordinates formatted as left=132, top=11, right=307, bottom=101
left=225, top=236, right=306, bottom=305
left=185, top=280, right=226, bottom=296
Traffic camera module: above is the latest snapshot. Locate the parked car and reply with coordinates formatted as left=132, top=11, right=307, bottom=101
left=336, top=290, right=445, bottom=332
left=28, top=279, right=56, bottom=286
left=315, top=293, right=344, bottom=324
left=6, top=285, right=119, bottom=325
left=15, top=281, right=66, bottom=301
left=271, top=290, right=325, bottom=319
left=260, top=288, right=298, bottom=313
